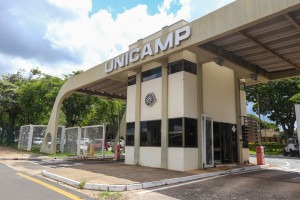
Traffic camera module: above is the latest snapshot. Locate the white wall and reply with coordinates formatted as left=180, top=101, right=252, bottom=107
left=168, top=72, right=184, bottom=118
left=168, top=148, right=184, bottom=171
left=183, top=72, right=198, bottom=118
left=168, top=148, right=198, bottom=171
left=203, top=62, right=236, bottom=124
left=184, top=148, right=198, bottom=171
left=168, top=72, right=197, bottom=118
left=125, top=146, right=135, bottom=165
left=126, top=85, right=136, bottom=122
left=141, top=78, right=162, bottom=121
left=139, top=147, right=161, bottom=168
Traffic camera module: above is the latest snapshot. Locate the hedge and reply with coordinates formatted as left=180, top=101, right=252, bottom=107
left=248, top=142, right=285, bottom=152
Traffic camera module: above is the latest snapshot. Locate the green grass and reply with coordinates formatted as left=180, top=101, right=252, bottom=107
left=78, top=180, right=86, bottom=189
left=98, top=192, right=122, bottom=200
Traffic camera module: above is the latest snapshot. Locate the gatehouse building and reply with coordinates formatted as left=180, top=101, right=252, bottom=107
left=41, top=0, right=300, bottom=171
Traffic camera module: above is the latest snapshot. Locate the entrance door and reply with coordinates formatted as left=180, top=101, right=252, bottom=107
left=202, top=115, right=214, bottom=168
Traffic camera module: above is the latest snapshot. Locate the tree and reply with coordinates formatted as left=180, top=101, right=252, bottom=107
left=18, top=74, right=64, bottom=125
left=246, top=78, right=300, bottom=140
left=0, top=69, right=28, bottom=128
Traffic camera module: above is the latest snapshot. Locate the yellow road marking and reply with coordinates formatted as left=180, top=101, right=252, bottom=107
left=17, top=172, right=82, bottom=200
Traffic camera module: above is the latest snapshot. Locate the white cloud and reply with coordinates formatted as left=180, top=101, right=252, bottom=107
left=0, top=0, right=235, bottom=76
left=43, top=0, right=192, bottom=73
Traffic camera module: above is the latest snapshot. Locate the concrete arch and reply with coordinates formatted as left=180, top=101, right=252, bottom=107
left=40, top=65, right=108, bottom=154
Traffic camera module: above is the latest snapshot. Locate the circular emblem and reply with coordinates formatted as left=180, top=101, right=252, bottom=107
left=145, top=92, right=156, bottom=106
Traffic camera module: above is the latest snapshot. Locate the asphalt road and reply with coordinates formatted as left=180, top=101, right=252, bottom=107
left=1, top=155, right=299, bottom=200
left=125, top=157, right=300, bottom=200
left=0, top=162, right=92, bottom=200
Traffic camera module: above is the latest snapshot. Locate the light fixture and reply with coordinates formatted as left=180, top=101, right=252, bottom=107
left=214, top=57, right=225, bottom=66
left=250, top=74, right=258, bottom=81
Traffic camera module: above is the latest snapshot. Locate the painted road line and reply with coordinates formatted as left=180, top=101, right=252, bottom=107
left=17, top=173, right=82, bottom=200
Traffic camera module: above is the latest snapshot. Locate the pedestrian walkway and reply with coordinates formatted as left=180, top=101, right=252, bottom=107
left=0, top=147, right=268, bottom=192
left=42, top=157, right=268, bottom=192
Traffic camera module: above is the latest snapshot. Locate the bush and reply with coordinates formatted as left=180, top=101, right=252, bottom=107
left=248, top=142, right=284, bottom=152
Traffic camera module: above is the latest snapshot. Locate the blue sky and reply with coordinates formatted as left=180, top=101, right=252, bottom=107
left=90, top=0, right=181, bottom=18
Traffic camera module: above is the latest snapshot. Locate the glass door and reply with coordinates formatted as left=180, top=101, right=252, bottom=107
left=202, top=115, right=214, bottom=168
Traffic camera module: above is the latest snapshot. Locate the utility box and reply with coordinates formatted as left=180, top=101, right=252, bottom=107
left=114, top=144, right=120, bottom=160
left=89, top=143, right=94, bottom=157
left=256, top=146, right=265, bottom=165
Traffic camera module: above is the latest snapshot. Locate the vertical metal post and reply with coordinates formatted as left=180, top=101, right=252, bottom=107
left=257, top=92, right=262, bottom=145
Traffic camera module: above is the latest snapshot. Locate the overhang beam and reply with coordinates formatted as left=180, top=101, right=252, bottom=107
left=285, top=13, right=300, bottom=30
left=199, top=43, right=270, bottom=78
left=269, top=69, right=300, bottom=80
left=76, top=88, right=127, bottom=100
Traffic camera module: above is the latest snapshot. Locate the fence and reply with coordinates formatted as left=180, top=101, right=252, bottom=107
left=0, top=127, right=19, bottom=146
left=18, top=125, right=47, bottom=151
left=18, top=125, right=64, bottom=151
left=60, top=127, right=81, bottom=156
left=18, top=124, right=106, bottom=158
left=81, top=125, right=106, bottom=159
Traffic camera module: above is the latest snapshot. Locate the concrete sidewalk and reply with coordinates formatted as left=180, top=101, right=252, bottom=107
left=42, top=158, right=268, bottom=192
left=0, top=147, right=268, bottom=192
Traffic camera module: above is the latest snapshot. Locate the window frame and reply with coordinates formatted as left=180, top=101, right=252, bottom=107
left=168, top=117, right=198, bottom=148
left=168, top=59, right=197, bottom=75
left=126, top=122, right=135, bottom=146
left=140, top=120, right=161, bottom=147
left=141, top=67, right=162, bottom=82
left=128, top=75, right=136, bottom=86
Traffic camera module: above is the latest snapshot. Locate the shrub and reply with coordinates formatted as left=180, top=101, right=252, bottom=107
left=248, top=142, right=284, bottom=152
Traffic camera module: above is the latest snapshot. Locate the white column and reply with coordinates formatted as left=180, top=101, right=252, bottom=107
left=134, top=71, right=141, bottom=164
left=197, top=63, right=204, bottom=169
left=161, top=64, right=168, bottom=169
left=234, top=72, right=244, bottom=164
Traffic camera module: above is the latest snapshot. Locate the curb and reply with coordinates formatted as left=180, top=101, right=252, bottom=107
left=42, top=164, right=269, bottom=192
left=0, top=156, right=77, bottom=161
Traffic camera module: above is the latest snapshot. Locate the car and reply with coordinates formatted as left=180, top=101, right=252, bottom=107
left=94, top=139, right=108, bottom=150
left=107, top=139, right=125, bottom=148
left=33, top=137, right=43, bottom=146
left=107, top=139, right=115, bottom=147
left=284, top=137, right=299, bottom=157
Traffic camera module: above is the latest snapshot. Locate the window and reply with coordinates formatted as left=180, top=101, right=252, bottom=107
left=168, top=118, right=198, bottom=147
left=128, top=75, right=136, bottom=86
left=168, top=60, right=183, bottom=74
left=169, top=118, right=183, bottom=147
left=168, top=60, right=197, bottom=75
left=184, top=118, right=197, bottom=147
left=183, top=60, right=197, bottom=75
left=126, top=122, right=135, bottom=146
left=140, top=120, right=161, bottom=146
left=141, top=67, right=162, bottom=82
